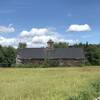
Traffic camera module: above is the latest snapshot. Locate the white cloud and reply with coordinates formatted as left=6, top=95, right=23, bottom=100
left=0, top=28, right=79, bottom=48
left=19, top=28, right=79, bottom=47
left=0, top=25, right=15, bottom=33
left=20, top=28, right=49, bottom=37
left=67, top=24, right=91, bottom=32
left=0, top=36, right=17, bottom=48
left=20, top=31, right=30, bottom=37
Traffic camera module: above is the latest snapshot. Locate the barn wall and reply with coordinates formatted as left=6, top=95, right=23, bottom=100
left=21, top=59, right=44, bottom=64
left=61, top=59, right=84, bottom=66
left=19, top=58, right=84, bottom=66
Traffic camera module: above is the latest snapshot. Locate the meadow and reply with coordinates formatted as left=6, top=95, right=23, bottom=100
left=0, top=67, right=100, bottom=100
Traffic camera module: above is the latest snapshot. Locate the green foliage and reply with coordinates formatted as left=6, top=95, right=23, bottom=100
left=68, top=96, right=78, bottom=100
left=0, top=46, right=4, bottom=64
left=14, top=63, right=41, bottom=68
left=53, top=42, right=69, bottom=48
left=42, top=59, right=59, bottom=67
left=68, top=77, right=100, bottom=100
left=90, top=79, right=100, bottom=97
left=15, top=60, right=59, bottom=68
left=68, top=91, right=93, bottom=100
left=72, top=42, right=100, bottom=65
left=0, top=45, right=16, bottom=67
left=18, top=42, right=27, bottom=49
left=85, top=45, right=100, bottom=65
left=77, top=91, right=93, bottom=100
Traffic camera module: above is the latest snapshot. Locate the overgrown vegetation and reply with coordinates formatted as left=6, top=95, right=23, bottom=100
left=14, top=60, right=59, bottom=68
left=68, top=78, right=100, bottom=100
left=0, top=67, right=100, bottom=100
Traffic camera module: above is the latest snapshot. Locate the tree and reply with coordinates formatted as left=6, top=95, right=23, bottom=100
left=3, top=46, right=16, bottom=67
left=0, top=45, right=4, bottom=66
left=71, top=42, right=100, bottom=65
left=18, top=42, right=27, bottom=49
left=53, top=42, right=68, bottom=48
left=85, top=45, right=100, bottom=65
left=0, top=46, right=16, bottom=67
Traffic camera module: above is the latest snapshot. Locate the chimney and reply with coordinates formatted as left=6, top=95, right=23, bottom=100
left=47, top=39, right=54, bottom=48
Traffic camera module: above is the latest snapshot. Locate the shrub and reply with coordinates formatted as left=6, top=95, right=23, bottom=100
left=14, top=63, right=41, bottom=68
left=40, top=59, right=59, bottom=68
left=90, top=79, right=100, bottom=97
left=68, top=79, right=100, bottom=100
left=14, top=60, right=59, bottom=68
left=78, top=91, right=93, bottom=100
left=68, top=96, right=78, bottom=100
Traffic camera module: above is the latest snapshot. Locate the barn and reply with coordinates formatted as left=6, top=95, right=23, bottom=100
left=16, top=40, right=85, bottom=66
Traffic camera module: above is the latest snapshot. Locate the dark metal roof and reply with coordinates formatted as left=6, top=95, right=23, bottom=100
left=17, top=48, right=85, bottom=59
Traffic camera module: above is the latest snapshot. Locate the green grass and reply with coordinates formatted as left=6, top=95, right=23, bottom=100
left=0, top=67, right=100, bottom=100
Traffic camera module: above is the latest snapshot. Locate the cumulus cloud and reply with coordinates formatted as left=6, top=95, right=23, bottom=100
left=67, top=24, right=91, bottom=32
left=19, top=28, right=79, bottom=47
left=0, top=25, right=15, bottom=33
left=0, top=36, right=17, bottom=48
left=19, top=28, right=60, bottom=47
left=0, top=28, right=79, bottom=48
left=20, top=28, right=49, bottom=37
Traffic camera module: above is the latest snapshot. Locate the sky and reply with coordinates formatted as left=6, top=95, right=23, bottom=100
left=0, top=0, right=100, bottom=48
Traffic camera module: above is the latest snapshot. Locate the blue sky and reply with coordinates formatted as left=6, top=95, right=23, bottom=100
left=0, top=0, right=100, bottom=47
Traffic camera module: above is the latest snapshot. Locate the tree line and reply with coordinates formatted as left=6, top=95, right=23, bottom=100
left=0, top=42, right=100, bottom=67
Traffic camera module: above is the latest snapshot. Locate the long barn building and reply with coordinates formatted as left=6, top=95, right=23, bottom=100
left=16, top=40, right=85, bottom=66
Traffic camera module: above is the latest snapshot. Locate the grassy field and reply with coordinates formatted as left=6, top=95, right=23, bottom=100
left=0, top=67, right=100, bottom=100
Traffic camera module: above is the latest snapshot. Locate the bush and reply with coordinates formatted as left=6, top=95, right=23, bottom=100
left=14, top=60, right=59, bottom=68
left=44, top=60, right=59, bottom=67
left=68, top=79, right=100, bottom=100
left=68, top=90, right=94, bottom=100
left=78, top=91, right=93, bottom=100
left=14, top=63, right=41, bottom=68
left=68, top=96, right=78, bottom=100
left=90, top=79, right=100, bottom=97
